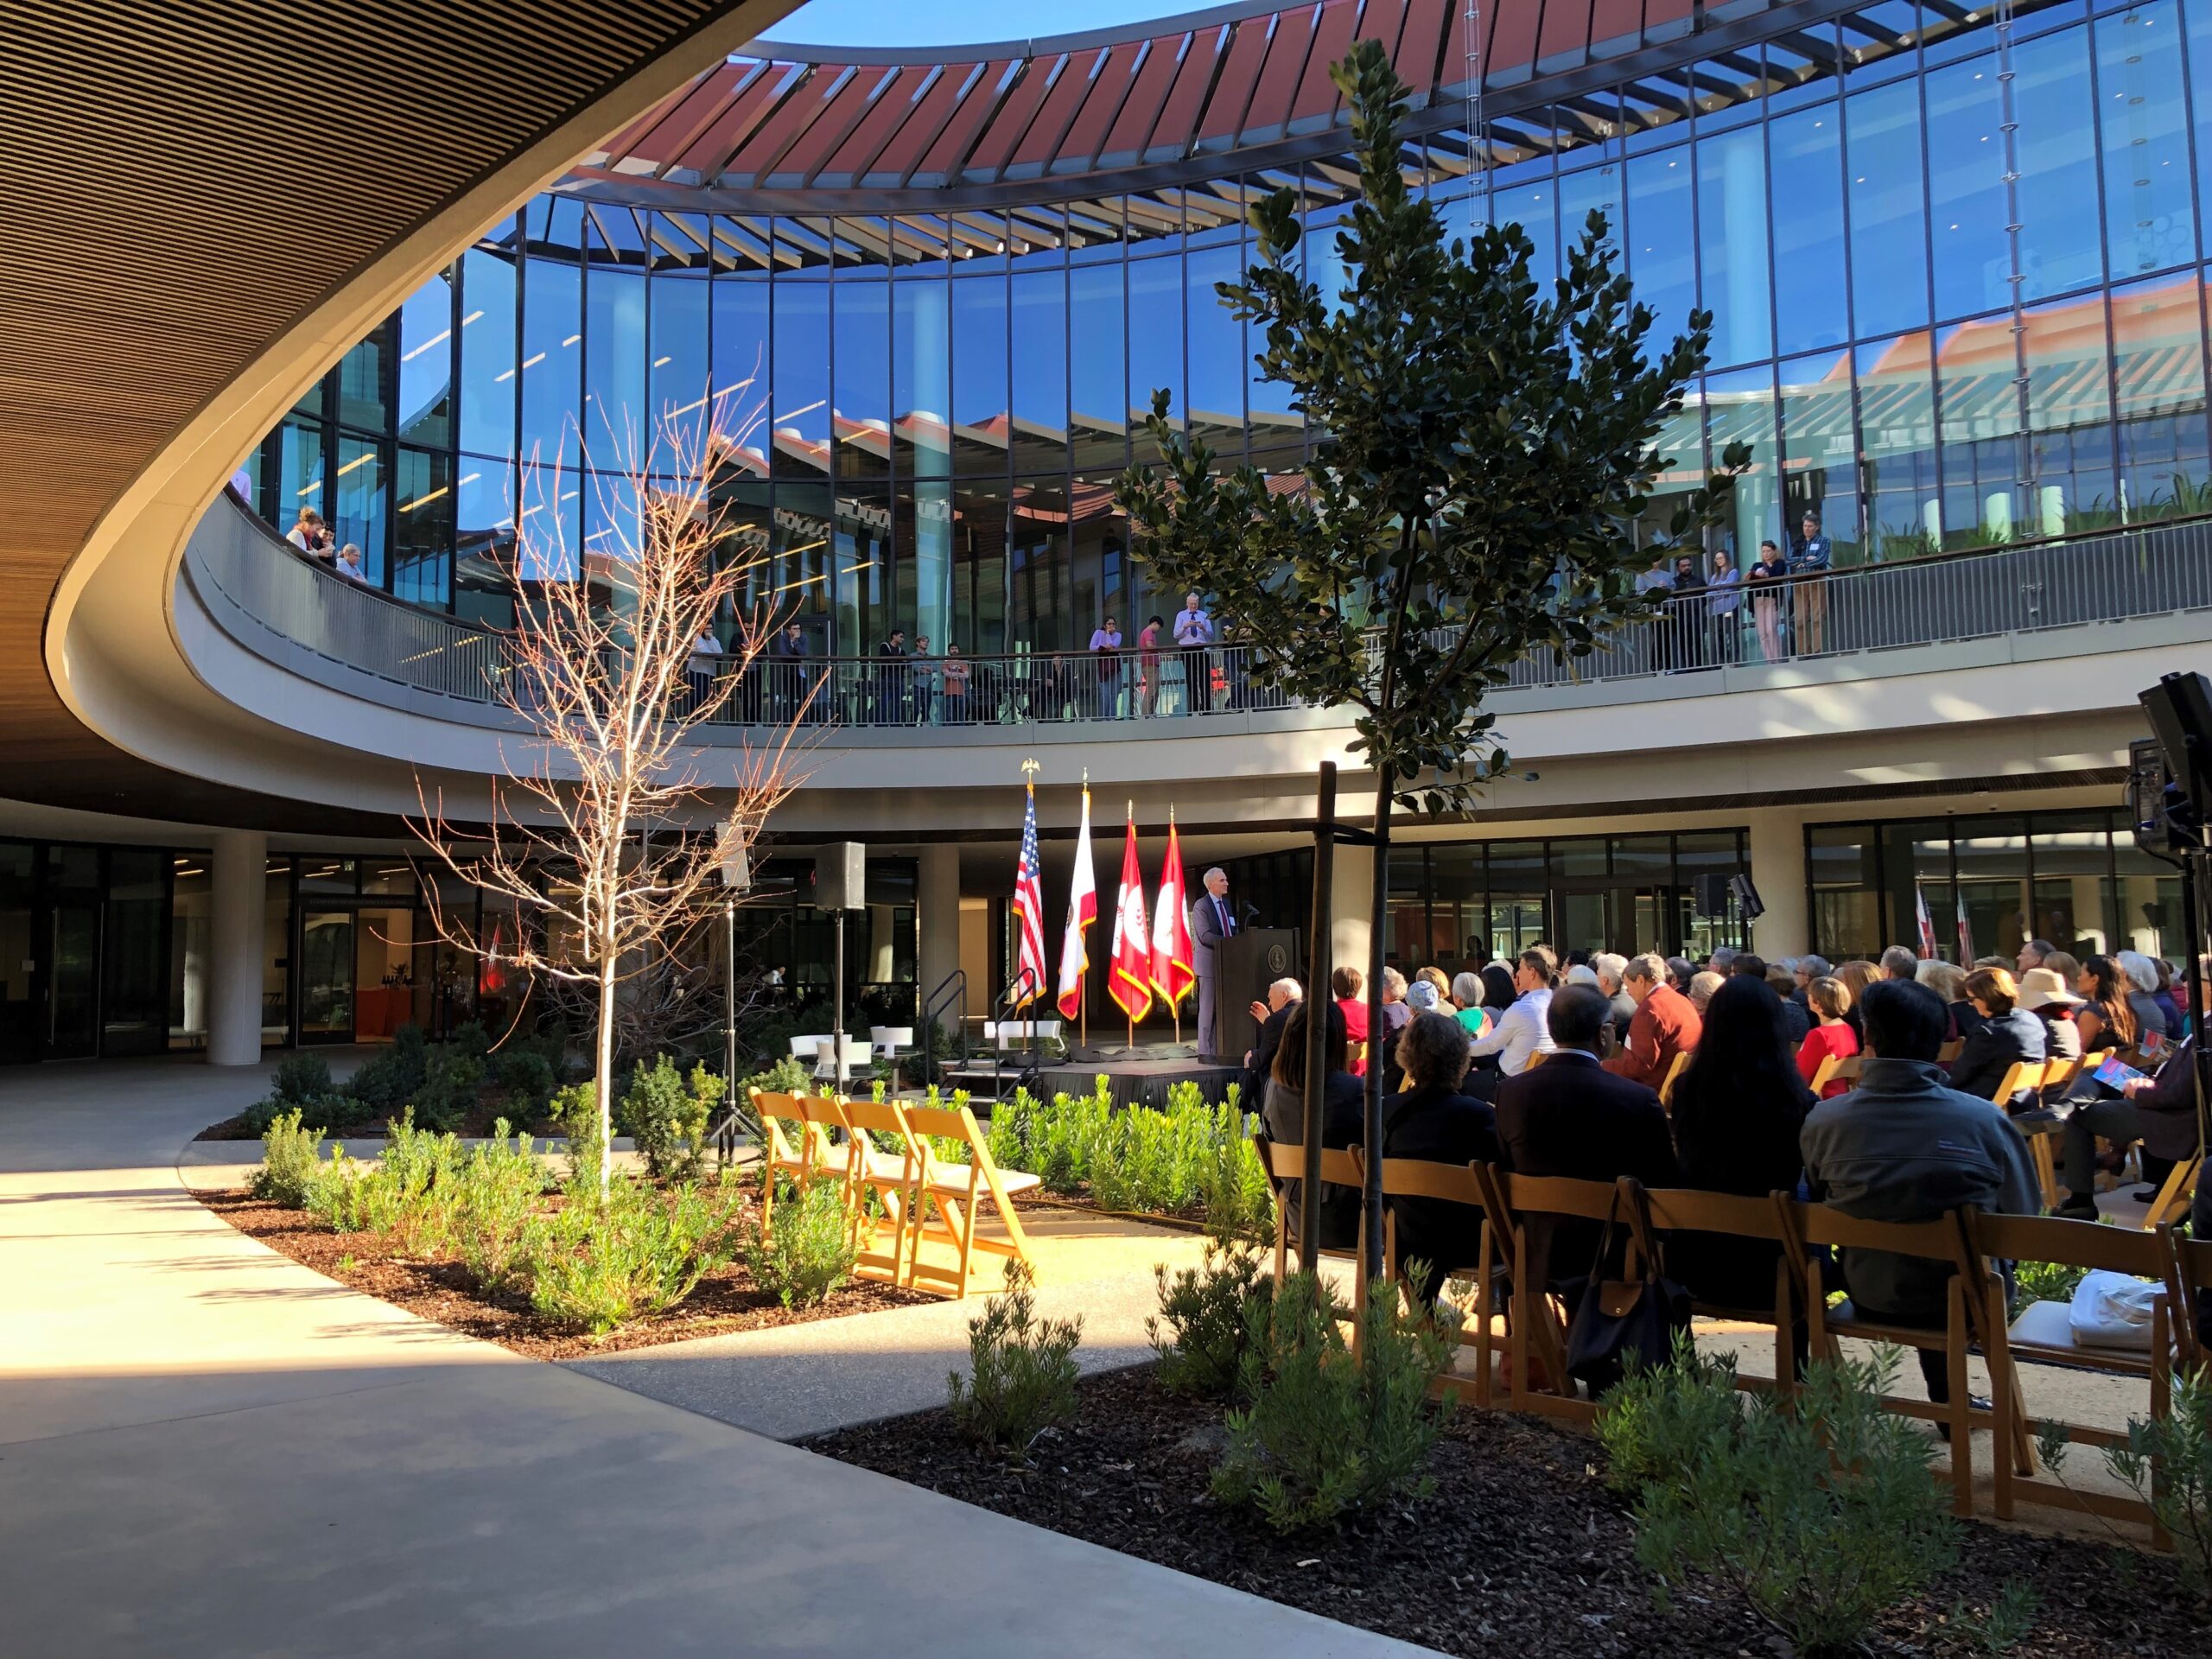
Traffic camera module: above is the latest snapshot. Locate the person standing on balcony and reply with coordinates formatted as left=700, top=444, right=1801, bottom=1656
left=909, top=634, right=938, bottom=726
left=1173, top=591, right=1214, bottom=715
left=874, top=629, right=906, bottom=725
left=1137, top=614, right=1164, bottom=716
left=687, top=620, right=721, bottom=715
left=1089, top=615, right=1123, bottom=718
left=1192, top=866, right=1236, bottom=1060
left=772, top=620, right=809, bottom=724
left=332, top=542, right=368, bottom=582
left=288, top=506, right=334, bottom=560
left=1671, top=553, right=1707, bottom=670
left=1749, top=537, right=1789, bottom=662
left=940, top=643, right=969, bottom=724
left=1705, top=546, right=1742, bottom=664
left=1790, top=510, right=1834, bottom=654
left=1636, top=555, right=1675, bottom=671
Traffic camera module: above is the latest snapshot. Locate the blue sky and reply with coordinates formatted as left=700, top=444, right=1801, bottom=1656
left=771, top=0, right=1191, bottom=47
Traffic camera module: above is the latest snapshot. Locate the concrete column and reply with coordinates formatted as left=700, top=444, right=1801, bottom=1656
left=1745, top=808, right=1809, bottom=962
left=917, top=843, right=961, bottom=1037
left=207, top=830, right=268, bottom=1065
left=1328, top=841, right=1375, bottom=994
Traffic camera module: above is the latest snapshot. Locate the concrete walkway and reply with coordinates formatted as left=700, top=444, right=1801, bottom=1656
left=0, top=1055, right=1424, bottom=1659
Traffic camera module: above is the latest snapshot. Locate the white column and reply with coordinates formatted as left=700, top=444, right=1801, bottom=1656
left=1328, top=841, right=1375, bottom=993
left=918, top=843, right=961, bottom=1039
left=1745, top=808, right=1808, bottom=962
left=207, top=830, right=268, bottom=1066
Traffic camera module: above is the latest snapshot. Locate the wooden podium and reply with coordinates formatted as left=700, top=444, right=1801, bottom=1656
left=1215, top=928, right=1302, bottom=1061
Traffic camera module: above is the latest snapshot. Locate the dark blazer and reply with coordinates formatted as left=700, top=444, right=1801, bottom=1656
left=2130, top=1037, right=2204, bottom=1163
left=1495, top=1051, right=1681, bottom=1296
left=1378, top=1082, right=1502, bottom=1300
left=1242, top=1000, right=1297, bottom=1103
left=1262, top=1072, right=1364, bottom=1251
left=1947, top=1005, right=2047, bottom=1109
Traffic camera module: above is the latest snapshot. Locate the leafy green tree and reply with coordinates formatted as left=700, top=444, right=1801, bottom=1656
left=1118, top=39, right=1745, bottom=1266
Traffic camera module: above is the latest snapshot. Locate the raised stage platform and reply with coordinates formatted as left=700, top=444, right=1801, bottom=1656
left=1032, top=1047, right=1245, bottom=1110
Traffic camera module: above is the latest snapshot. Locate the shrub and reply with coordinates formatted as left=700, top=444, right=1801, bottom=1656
left=2108, top=1363, right=2212, bottom=1593
left=346, top=1024, right=429, bottom=1114
left=250, top=1109, right=326, bottom=1207
left=524, top=1176, right=746, bottom=1335
left=1601, top=1335, right=1957, bottom=1656
left=238, top=1088, right=350, bottom=1136
left=946, top=1259, right=1083, bottom=1461
left=493, top=1046, right=559, bottom=1110
left=372, top=1111, right=465, bottom=1255
left=410, top=1047, right=485, bottom=1135
left=271, top=1052, right=334, bottom=1104
left=304, top=1150, right=373, bottom=1233
left=617, top=1054, right=715, bottom=1182
left=1211, top=1270, right=1456, bottom=1532
left=1148, top=1238, right=1272, bottom=1399
left=1197, top=1102, right=1274, bottom=1243
left=548, top=1081, right=603, bottom=1188
left=743, top=1177, right=857, bottom=1307
left=448, top=1122, right=548, bottom=1290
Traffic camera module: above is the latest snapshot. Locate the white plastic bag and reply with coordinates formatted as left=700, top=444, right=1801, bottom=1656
left=2068, top=1269, right=2160, bottom=1350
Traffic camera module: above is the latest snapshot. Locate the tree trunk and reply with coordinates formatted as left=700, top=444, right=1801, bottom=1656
left=595, top=947, right=618, bottom=1201
left=1361, top=770, right=1392, bottom=1285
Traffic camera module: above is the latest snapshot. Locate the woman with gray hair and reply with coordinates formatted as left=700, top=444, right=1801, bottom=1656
left=1448, top=971, right=1490, bottom=1039
left=1379, top=1011, right=1501, bottom=1306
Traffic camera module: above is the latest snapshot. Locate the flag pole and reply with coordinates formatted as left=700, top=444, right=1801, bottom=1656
left=1169, top=806, right=1182, bottom=1048
left=1080, top=771, right=1090, bottom=1051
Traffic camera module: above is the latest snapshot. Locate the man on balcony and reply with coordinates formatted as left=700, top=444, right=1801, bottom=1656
left=1790, top=510, right=1834, bottom=654
left=1173, top=591, right=1214, bottom=715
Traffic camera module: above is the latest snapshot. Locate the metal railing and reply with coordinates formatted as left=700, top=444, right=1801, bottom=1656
left=189, top=490, right=2212, bottom=734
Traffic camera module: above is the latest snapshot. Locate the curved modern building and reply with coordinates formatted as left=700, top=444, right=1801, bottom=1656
left=12, top=0, right=2212, bottom=1063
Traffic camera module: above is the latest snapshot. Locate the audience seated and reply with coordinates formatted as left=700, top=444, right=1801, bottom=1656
left=1605, top=951, right=1701, bottom=1090
left=1497, top=985, right=1681, bottom=1300
left=1916, top=958, right=1980, bottom=1044
left=1240, top=976, right=1302, bottom=1104
left=1688, top=969, right=1723, bottom=1012
left=1756, top=959, right=1811, bottom=1044
left=1448, top=972, right=1489, bottom=1039
left=1795, top=975, right=1859, bottom=1096
left=1260, top=1001, right=1364, bottom=1251
left=1666, top=976, right=1814, bottom=1310
left=1946, top=967, right=2045, bottom=1109
left=1332, top=965, right=1370, bottom=1077
left=1879, top=944, right=1921, bottom=981
left=1478, top=962, right=1516, bottom=1014
left=2017, top=966, right=2082, bottom=1092
left=1590, top=951, right=1635, bottom=1044
left=1377, top=1012, right=1503, bottom=1304
left=2073, top=954, right=2139, bottom=1056
left=1466, top=945, right=1559, bottom=1091
left=1800, top=979, right=2040, bottom=1408
left=1834, top=959, right=1878, bottom=1042
left=2117, top=950, right=2172, bottom=1045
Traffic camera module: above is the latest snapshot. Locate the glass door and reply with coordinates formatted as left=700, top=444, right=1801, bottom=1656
left=0, top=844, right=32, bottom=1064
left=44, top=846, right=100, bottom=1059
left=298, top=910, right=356, bottom=1044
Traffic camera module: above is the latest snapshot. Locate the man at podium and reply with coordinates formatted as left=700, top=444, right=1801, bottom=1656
left=1191, top=866, right=1236, bottom=1059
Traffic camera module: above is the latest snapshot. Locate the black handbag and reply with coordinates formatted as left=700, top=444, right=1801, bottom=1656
left=1556, top=1180, right=1690, bottom=1395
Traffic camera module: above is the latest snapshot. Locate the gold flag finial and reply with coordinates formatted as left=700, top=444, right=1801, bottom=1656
left=1020, top=757, right=1040, bottom=780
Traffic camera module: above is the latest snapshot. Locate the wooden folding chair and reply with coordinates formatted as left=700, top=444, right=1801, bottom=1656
left=2171, top=1232, right=2212, bottom=1375
left=1939, top=1039, right=1965, bottom=1065
left=1637, top=1184, right=1802, bottom=1395
left=1521, top=1050, right=1548, bottom=1072
left=1808, top=1052, right=1862, bottom=1097
left=1783, top=1199, right=1998, bottom=1517
left=835, top=1093, right=924, bottom=1286
left=1987, top=1060, right=2058, bottom=1206
left=1472, top=1166, right=1638, bottom=1424
left=1367, top=1154, right=1500, bottom=1406
left=899, top=1099, right=1042, bottom=1297
left=1657, top=1051, right=1690, bottom=1109
left=2139, top=1152, right=2202, bottom=1231
left=1256, top=1136, right=1370, bottom=1346
left=1973, top=1211, right=2180, bottom=1542
left=750, top=1088, right=849, bottom=1240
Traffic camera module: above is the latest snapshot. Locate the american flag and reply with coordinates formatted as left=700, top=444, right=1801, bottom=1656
left=1010, top=779, right=1048, bottom=1008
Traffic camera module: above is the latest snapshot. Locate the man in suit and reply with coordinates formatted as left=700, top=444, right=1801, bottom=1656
left=1241, top=977, right=1301, bottom=1104
left=1605, top=951, right=1701, bottom=1091
left=1191, top=866, right=1236, bottom=1060
left=1496, top=985, right=1681, bottom=1299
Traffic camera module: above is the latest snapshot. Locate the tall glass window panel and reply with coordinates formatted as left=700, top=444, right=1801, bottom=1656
left=833, top=487, right=889, bottom=658
left=582, top=472, right=640, bottom=615
left=1010, top=266, right=1070, bottom=474
left=771, top=482, right=835, bottom=649
left=833, top=278, right=890, bottom=480
left=648, top=257, right=710, bottom=447
left=2110, top=274, right=2212, bottom=519
left=1491, top=177, right=1558, bottom=297
left=276, top=418, right=326, bottom=522
left=1936, top=313, right=2024, bottom=546
left=1952, top=815, right=2031, bottom=966
left=1779, top=352, right=1861, bottom=560
left=711, top=268, right=771, bottom=459
left=1127, top=253, right=1184, bottom=460
left=1770, top=105, right=1850, bottom=355
left=1070, top=478, right=1131, bottom=652
left=391, top=446, right=453, bottom=607
left=953, top=480, right=1008, bottom=654
left=1008, top=482, right=1071, bottom=653
left=2113, top=828, right=2183, bottom=961
left=397, top=271, right=454, bottom=448
left=2023, top=290, right=2119, bottom=535
left=1625, top=147, right=1695, bottom=345
left=2029, top=811, right=2116, bottom=956
left=1879, top=819, right=1954, bottom=960
left=1557, top=158, right=1624, bottom=264
left=1695, top=124, right=1772, bottom=366
left=583, top=259, right=645, bottom=468
left=2012, top=25, right=2104, bottom=301
left=337, top=320, right=391, bottom=433
left=454, top=461, right=517, bottom=629
left=1185, top=243, right=1244, bottom=463
left=2188, top=0, right=2212, bottom=242
left=102, top=849, right=168, bottom=1058
left=772, top=278, right=831, bottom=464
left=521, top=255, right=582, bottom=468
left=893, top=278, right=951, bottom=476
left=950, top=276, right=1008, bottom=473
left=1846, top=79, right=1931, bottom=339
left=1809, top=823, right=1881, bottom=961
left=1705, top=365, right=1778, bottom=561
left=334, top=436, right=386, bottom=586
left=1069, top=260, right=1127, bottom=471
left=458, top=248, right=517, bottom=461
left=515, top=456, right=580, bottom=584
left=1641, top=398, right=1707, bottom=550
left=1924, top=56, right=2013, bottom=321
left=1856, top=333, right=1943, bottom=557
left=903, top=479, right=953, bottom=651
left=2096, top=3, right=2195, bottom=281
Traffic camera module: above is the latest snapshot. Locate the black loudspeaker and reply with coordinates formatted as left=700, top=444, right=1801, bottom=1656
left=2129, top=738, right=2183, bottom=855
left=1694, top=873, right=1731, bottom=918
left=2141, top=671, right=2212, bottom=824
left=1729, top=872, right=1765, bottom=921
left=815, top=842, right=866, bottom=912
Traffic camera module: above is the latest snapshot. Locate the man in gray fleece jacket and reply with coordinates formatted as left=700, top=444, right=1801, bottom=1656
left=1801, top=977, right=2041, bottom=1406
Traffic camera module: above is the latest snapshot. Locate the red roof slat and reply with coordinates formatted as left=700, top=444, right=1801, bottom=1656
left=913, top=59, right=1014, bottom=178
left=782, top=66, right=899, bottom=183
left=1011, top=47, right=1108, bottom=168
left=726, top=65, right=846, bottom=181
left=820, top=65, right=928, bottom=181
left=673, top=61, right=799, bottom=178
left=1058, top=43, right=1141, bottom=168
left=1291, top=0, right=1361, bottom=129
left=618, top=60, right=750, bottom=169
left=1391, top=0, right=1451, bottom=92
left=1538, top=0, right=1595, bottom=67
left=1244, top=5, right=1321, bottom=138
left=1196, top=14, right=1274, bottom=141
left=1586, top=0, right=1642, bottom=48
left=965, top=54, right=1061, bottom=176
left=1099, top=32, right=1186, bottom=162
left=594, top=69, right=709, bottom=161
left=1483, top=0, right=1541, bottom=80
left=1643, top=0, right=1696, bottom=40
left=1150, top=24, right=1228, bottom=158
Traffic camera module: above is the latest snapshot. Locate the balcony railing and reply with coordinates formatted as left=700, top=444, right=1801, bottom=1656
left=188, top=491, right=2212, bottom=735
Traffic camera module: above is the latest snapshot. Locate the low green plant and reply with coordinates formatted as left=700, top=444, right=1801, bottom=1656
left=1600, top=1335, right=1957, bottom=1656
left=250, top=1109, right=326, bottom=1208
left=946, top=1259, right=1083, bottom=1461
left=1942, top=1582, right=2040, bottom=1654
left=448, top=1121, right=548, bottom=1290
left=743, top=1176, right=857, bottom=1307
left=1211, top=1269, right=1456, bottom=1533
left=303, top=1149, right=372, bottom=1232
left=524, top=1176, right=746, bottom=1335
left=2108, top=1363, right=2212, bottom=1594
left=346, top=1023, right=429, bottom=1114
left=617, top=1054, right=718, bottom=1182
left=548, top=1081, right=603, bottom=1189
left=372, top=1111, right=465, bottom=1254
left=1148, top=1238, right=1272, bottom=1399
left=492, top=1046, right=559, bottom=1111
left=271, top=1052, right=334, bottom=1104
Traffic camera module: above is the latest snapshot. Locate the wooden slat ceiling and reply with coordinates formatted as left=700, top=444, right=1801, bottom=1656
left=0, top=0, right=785, bottom=832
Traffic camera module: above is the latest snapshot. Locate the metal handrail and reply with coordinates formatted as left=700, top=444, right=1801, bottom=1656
left=189, top=489, right=2212, bottom=732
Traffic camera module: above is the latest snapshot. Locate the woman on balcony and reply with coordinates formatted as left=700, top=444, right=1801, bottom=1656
left=1705, top=547, right=1741, bottom=664
left=1749, top=538, right=1789, bottom=663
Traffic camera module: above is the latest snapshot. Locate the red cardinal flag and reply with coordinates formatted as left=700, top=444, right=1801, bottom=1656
left=1150, top=810, right=1196, bottom=1009
left=1914, top=881, right=1938, bottom=960
left=1056, top=784, right=1096, bottom=1020
left=1955, top=890, right=1975, bottom=965
left=1108, top=805, right=1154, bottom=1022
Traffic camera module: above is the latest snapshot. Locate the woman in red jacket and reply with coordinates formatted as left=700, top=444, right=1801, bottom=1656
left=1333, top=964, right=1370, bottom=1077
left=1795, top=976, right=1859, bottom=1097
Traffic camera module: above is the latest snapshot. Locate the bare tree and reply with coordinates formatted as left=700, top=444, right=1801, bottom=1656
left=412, top=404, right=810, bottom=1196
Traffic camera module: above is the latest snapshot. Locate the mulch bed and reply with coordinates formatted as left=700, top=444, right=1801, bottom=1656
left=198, top=1188, right=929, bottom=1360
left=806, top=1366, right=2200, bottom=1658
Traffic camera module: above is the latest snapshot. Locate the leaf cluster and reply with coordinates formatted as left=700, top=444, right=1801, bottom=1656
left=946, top=1259, right=1084, bottom=1462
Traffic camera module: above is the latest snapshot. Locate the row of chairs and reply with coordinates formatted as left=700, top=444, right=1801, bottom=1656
left=750, top=1088, right=1039, bottom=1298
left=1258, top=1138, right=2199, bottom=1541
